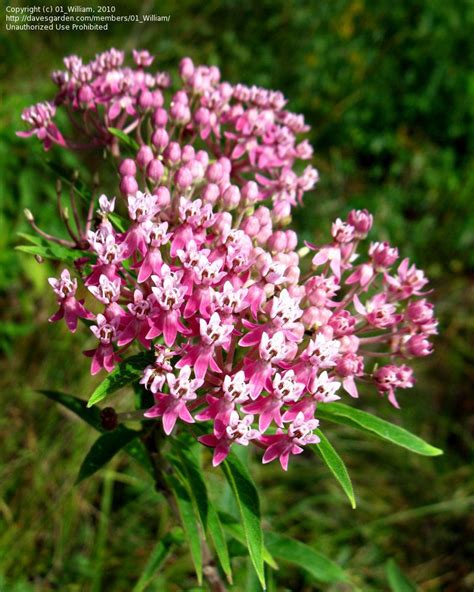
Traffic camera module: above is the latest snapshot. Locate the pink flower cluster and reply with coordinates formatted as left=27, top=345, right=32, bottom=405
left=20, top=49, right=437, bottom=471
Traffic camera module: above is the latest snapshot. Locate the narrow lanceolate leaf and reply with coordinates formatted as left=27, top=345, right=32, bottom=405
left=221, top=453, right=265, bottom=589
left=17, top=232, right=90, bottom=261
left=264, top=532, right=349, bottom=585
left=165, top=473, right=203, bottom=584
left=38, top=391, right=153, bottom=475
left=386, top=559, right=417, bottom=592
left=39, top=390, right=103, bottom=430
left=108, top=127, right=140, bottom=151
left=219, top=511, right=277, bottom=569
left=170, top=440, right=233, bottom=582
left=317, top=402, right=443, bottom=456
left=132, top=529, right=183, bottom=592
left=87, top=351, right=155, bottom=407
left=76, top=425, right=141, bottom=482
left=169, top=442, right=209, bottom=530
left=312, top=430, right=356, bottom=508
left=207, top=504, right=233, bottom=583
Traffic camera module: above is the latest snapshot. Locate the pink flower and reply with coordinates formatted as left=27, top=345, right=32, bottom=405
left=199, top=412, right=260, bottom=466
left=84, top=313, right=121, bottom=375
left=196, top=371, right=251, bottom=435
left=243, top=370, right=305, bottom=431
left=178, top=312, right=233, bottom=379
left=21, top=49, right=439, bottom=470
left=261, top=413, right=320, bottom=471
left=145, top=366, right=203, bottom=434
left=48, top=269, right=94, bottom=332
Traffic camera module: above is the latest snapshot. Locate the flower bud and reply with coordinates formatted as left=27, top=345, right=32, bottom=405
left=179, top=57, right=195, bottom=81
left=272, top=200, right=292, bottom=224
left=120, top=175, right=138, bottom=195
left=181, top=145, right=195, bottom=163
left=170, top=102, right=191, bottom=125
left=119, top=158, right=137, bottom=176
left=164, top=141, right=181, bottom=165
left=268, top=231, right=287, bottom=253
left=173, top=90, right=189, bottom=105
left=153, top=186, right=171, bottom=208
left=194, top=107, right=210, bottom=127
left=175, top=166, right=193, bottom=190
left=24, top=208, right=34, bottom=222
left=285, top=265, right=300, bottom=285
left=100, top=407, right=118, bottom=431
left=78, top=84, right=94, bottom=104
left=202, top=183, right=220, bottom=205
left=136, top=145, right=154, bottom=169
left=285, top=230, right=298, bottom=251
left=240, top=215, right=260, bottom=237
left=218, top=157, right=232, bottom=174
left=241, top=181, right=259, bottom=204
left=152, top=128, right=169, bottom=150
left=213, top=212, right=232, bottom=235
left=152, top=107, right=168, bottom=128
left=188, top=159, right=205, bottom=181
left=206, top=162, right=224, bottom=183
left=222, top=185, right=241, bottom=210
left=139, top=90, right=154, bottom=110
left=151, top=90, right=164, bottom=108
left=146, top=159, right=164, bottom=182
left=195, top=150, right=209, bottom=168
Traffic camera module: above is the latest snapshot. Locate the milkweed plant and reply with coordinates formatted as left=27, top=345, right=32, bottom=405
left=18, top=48, right=442, bottom=590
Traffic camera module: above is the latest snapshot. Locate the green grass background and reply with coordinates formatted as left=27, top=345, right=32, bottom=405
left=1, top=1, right=473, bottom=590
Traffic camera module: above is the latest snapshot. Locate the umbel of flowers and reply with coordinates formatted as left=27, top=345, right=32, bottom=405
left=19, top=49, right=437, bottom=471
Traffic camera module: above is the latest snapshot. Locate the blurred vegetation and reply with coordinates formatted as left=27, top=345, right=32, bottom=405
left=1, top=0, right=473, bottom=590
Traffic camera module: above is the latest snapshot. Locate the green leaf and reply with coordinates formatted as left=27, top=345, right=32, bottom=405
left=39, top=389, right=103, bottom=430
left=87, top=351, right=155, bottom=408
left=108, top=212, right=127, bottom=232
left=264, top=531, right=349, bottom=585
left=221, top=453, right=265, bottom=589
left=219, top=512, right=277, bottom=569
left=317, top=403, right=443, bottom=456
left=207, top=504, right=233, bottom=583
left=386, top=559, right=417, bottom=592
left=76, top=425, right=141, bottom=482
left=38, top=390, right=153, bottom=475
left=165, top=473, right=203, bottom=584
left=108, top=127, right=140, bottom=151
left=16, top=232, right=90, bottom=262
left=17, top=232, right=45, bottom=247
left=170, top=439, right=233, bottom=583
left=312, top=430, right=356, bottom=508
left=132, top=529, right=183, bottom=592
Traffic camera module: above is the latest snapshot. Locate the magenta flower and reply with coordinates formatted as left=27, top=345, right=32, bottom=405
left=144, top=366, right=203, bottom=434
left=17, top=102, right=65, bottom=150
left=261, top=413, right=320, bottom=471
left=20, top=48, right=439, bottom=471
left=84, top=313, right=121, bottom=375
left=48, top=269, right=94, bottom=332
left=199, top=412, right=260, bottom=466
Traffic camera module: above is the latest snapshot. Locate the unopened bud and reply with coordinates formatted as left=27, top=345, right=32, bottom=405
left=100, top=407, right=118, bottom=431
left=24, top=208, right=34, bottom=222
